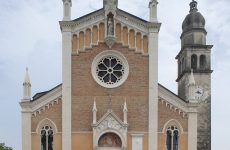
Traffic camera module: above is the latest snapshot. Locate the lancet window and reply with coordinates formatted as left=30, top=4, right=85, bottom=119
left=40, top=126, right=53, bottom=150
left=166, top=126, right=179, bottom=150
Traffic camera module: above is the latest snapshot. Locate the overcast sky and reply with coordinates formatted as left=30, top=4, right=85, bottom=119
left=0, top=0, right=229, bottom=149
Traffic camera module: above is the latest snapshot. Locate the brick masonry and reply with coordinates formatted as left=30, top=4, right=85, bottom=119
left=72, top=43, right=149, bottom=132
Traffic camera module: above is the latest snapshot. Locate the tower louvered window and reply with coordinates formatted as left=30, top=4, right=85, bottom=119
left=166, top=126, right=179, bottom=150
left=41, top=126, right=53, bottom=150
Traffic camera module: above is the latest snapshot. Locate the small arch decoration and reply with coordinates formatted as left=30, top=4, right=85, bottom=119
left=191, top=54, right=197, bottom=70
left=200, top=55, right=206, bottom=69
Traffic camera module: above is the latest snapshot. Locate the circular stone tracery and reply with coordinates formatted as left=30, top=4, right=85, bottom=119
left=92, top=50, right=129, bottom=88
left=96, top=56, right=124, bottom=85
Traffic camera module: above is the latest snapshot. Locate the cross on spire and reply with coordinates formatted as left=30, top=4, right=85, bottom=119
left=190, top=0, right=198, bottom=13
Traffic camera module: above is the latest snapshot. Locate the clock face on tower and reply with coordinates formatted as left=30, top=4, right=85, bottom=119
left=195, top=86, right=204, bottom=100
left=91, top=50, right=129, bottom=88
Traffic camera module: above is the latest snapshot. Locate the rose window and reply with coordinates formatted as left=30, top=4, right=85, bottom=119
left=96, top=56, right=124, bottom=85
left=92, top=50, right=129, bottom=88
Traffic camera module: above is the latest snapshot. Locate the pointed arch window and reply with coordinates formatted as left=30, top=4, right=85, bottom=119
left=191, top=54, right=197, bottom=70
left=40, top=126, right=53, bottom=150
left=166, top=126, right=179, bottom=150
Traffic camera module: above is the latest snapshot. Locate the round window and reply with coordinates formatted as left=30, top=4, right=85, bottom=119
left=92, top=50, right=129, bottom=88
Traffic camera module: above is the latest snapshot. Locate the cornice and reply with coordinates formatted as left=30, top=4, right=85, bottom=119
left=116, top=9, right=161, bottom=34
left=176, top=69, right=213, bottom=82
left=175, top=44, right=213, bottom=59
left=60, top=9, right=105, bottom=32
left=158, top=85, right=198, bottom=116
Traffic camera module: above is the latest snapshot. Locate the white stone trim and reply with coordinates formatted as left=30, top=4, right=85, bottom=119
left=91, top=50, right=129, bottom=89
left=148, top=31, right=159, bottom=150
left=162, top=119, right=184, bottom=134
left=61, top=29, right=72, bottom=150
left=21, top=112, right=31, bottom=150
left=188, top=112, right=197, bottom=150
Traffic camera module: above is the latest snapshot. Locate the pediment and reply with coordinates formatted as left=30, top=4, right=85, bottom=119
left=92, top=110, right=127, bottom=133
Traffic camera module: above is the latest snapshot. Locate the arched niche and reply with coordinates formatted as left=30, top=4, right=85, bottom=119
left=98, top=132, right=122, bottom=147
left=79, top=31, right=85, bottom=50
left=122, top=26, right=128, bottom=45
left=129, top=29, right=135, bottom=48
left=136, top=32, right=142, bottom=51
left=116, top=23, right=121, bottom=42
left=72, top=34, right=78, bottom=52
left=200, top=55, right=206, bottom=69
left=143, top=35, right=148, bottom=54
left=85, top=28, right=92, bottom=48
left=99, top=23, right=105, bottom=42
left=191, top=54, right=197, bottom=70
left=92, top=26, right=99, bottom=44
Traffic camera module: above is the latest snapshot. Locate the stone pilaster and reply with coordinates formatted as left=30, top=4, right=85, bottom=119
left=61, top=26, right=72, bottom=150
left=148, top=28, right=159, bottom=150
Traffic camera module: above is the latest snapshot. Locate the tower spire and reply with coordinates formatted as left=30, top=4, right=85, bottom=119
left=189, top=69, right=196, bottom=86
left=22, top=68, right=31, bottom=101
left=187, top=69, right=197, bottom=102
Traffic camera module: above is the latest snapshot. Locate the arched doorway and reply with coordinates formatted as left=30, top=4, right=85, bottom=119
left=98, top=132, right=122, bottom=150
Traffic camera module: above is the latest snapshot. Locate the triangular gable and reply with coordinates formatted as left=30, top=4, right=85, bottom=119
left=92, top=109, right=128, bottom=133
left=93, top=109, right=127, bottom=126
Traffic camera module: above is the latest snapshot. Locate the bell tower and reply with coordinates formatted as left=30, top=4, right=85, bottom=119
left=176, top=0, right=212, bottom=149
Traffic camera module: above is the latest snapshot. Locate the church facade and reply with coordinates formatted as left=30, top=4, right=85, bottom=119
left=20, top=0, right=212, bottom=150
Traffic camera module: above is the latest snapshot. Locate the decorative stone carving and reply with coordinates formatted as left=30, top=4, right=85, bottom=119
left=107, top=16, right=114, bottom=36
left=105, top=36, right=116, bottom=49
left=105, top=12, right=115, bottom=48
left=92, top=109, right=128, bottom=150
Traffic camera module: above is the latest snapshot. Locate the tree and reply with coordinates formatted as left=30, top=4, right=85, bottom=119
left=0, top=143, right=13, bottom=150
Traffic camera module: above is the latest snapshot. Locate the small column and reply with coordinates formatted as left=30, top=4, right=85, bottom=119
left=92, top=99, right=97, bottom=124
left=149, top=0, right=158, bottom=22
left=123, top=99, right=128, bottom=124
left=63, top=0, right=72, bottom=21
